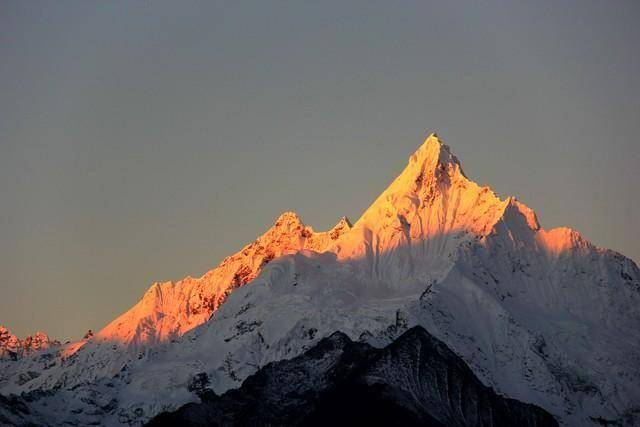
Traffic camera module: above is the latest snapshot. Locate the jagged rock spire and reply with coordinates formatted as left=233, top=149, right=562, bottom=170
left=0, top=325, right=59, bottom=360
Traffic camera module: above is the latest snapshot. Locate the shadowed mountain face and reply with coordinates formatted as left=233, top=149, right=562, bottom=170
left=147, top=326, right=558, bottom=427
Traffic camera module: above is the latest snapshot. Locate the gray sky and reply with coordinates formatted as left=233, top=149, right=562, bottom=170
left=1, top=1, right=639, bottom=341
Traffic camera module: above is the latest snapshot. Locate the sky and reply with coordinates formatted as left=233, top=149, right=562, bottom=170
left=1, top=1, right=639, bottom=341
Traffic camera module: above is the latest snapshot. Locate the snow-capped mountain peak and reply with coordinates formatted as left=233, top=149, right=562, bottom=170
left=91, top=211, right=352, bottom=351
left=1, top=134, right=638, bottom=427
left=331, top=133, right=513, bottom=282
left=409, top=132, right=462, bottom=171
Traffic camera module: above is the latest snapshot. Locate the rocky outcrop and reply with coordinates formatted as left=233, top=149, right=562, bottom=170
left=0, top=326, right=58, bottom=361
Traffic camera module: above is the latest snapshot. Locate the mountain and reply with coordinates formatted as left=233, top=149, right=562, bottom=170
left=0, top=326, right=59, bottom=361
left=95, top=212, right=352, bottom=351
left=147, top=326, right=558, bottom=427
left=0, top=133, right=638, bottom=426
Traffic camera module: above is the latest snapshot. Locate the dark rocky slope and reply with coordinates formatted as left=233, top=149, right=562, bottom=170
left=148, top=326, right=558, bottom=427
left=0, top=393, right=36, bottom=427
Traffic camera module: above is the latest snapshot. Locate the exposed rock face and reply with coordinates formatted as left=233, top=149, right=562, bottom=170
left=0, top=392, right=33, bottom=427
left=0, top=327, right=22, bottom=360
left=95, top=212, right=352, bottom=350
left=147, top=326, right=558, bottom=427
left=0, top=326, right=58, bottom=361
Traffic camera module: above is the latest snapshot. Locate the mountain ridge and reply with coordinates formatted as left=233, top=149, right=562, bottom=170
left=0, top=326, right=59, bottom=361
left=147, top=325, right=558, bottom=427
left=1, top=133, right=638, bottom=426
left=91, top=211, right=352, bottom=352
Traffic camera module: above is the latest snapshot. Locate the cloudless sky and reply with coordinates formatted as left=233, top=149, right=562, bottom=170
left=1, top=1, right=639, bottom=340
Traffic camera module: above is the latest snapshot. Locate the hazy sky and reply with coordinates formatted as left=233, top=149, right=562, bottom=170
left=1, top=1, right=639, bottom=340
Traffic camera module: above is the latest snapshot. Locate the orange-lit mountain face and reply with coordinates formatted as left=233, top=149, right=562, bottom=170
left=329, top=135, right=595, bottom=284
left=1, top=134, right=638, bottom=427
left=0, top=326, right=59, bottom=360
left=96, top=212, right=352, bottom=350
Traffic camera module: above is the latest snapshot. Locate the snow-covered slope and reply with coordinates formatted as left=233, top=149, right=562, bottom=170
left=95, top=212, right=352, bottom=351
left=1, top=134, right=638, bottom=426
